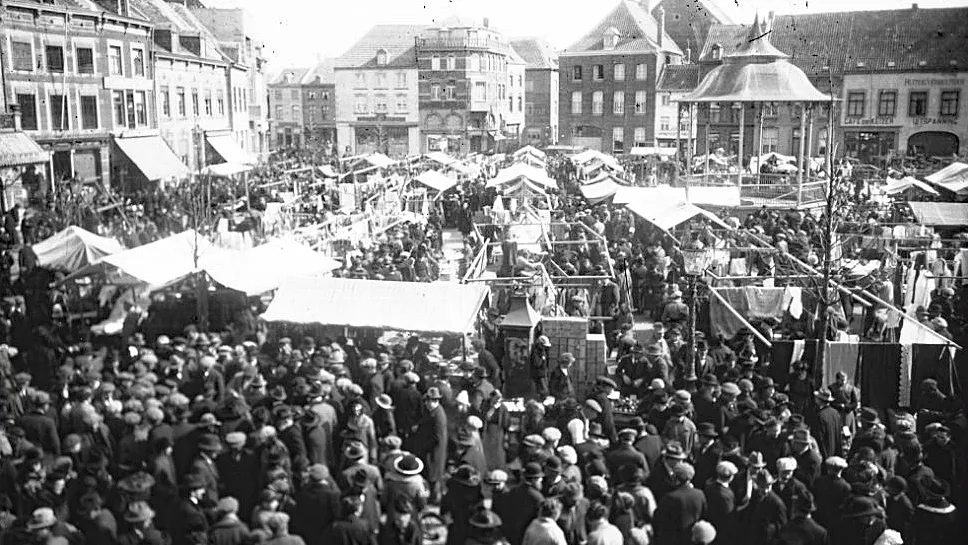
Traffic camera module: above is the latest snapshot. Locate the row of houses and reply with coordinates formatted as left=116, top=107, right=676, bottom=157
left=278, top=0, right=967, bottom=164
left=0, top=0, right=268, bottom=191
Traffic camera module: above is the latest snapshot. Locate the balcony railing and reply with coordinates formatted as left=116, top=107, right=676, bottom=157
left=418, top=37, right=504, bottom=51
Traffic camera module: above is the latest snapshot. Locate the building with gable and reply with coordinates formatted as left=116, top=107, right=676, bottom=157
left=334, top=24, right=425, bottom=156
left=268, top=67, right=311, bottom=149
left=300, top=59, right=337, bottom=149
left=511, top=38, right=559, bottom=146
left=557, top=0, right=684, bottom=154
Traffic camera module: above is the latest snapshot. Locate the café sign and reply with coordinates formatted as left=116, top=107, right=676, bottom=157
left=913, top=117, right=957, bottom=126
left=843, top=116, right=895, bottom=126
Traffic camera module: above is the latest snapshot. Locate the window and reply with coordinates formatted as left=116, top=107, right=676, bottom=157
left=572, top=65, right=582, bottom=81
left=526, top=79, right=534, bottom=92
left=16, top=94, right=37, bottom=130
left=134, top=91, right=147, bottom=126
left=592, top=91, right=603, bottom=115
left=275, top=105, right=283, bottom=119
left=431, top=84, right=442, bottom=100
left=108, top=45, right=123, bottom=76
left=791, top=128, right=801, bottom=156
left=431, top=55, right=440, bottom=70
left=396, top=94, right=407, bottom=114
left=571, top=91, right=582, bottom=114
left=376, top=49, right=387, bottom=66
left=375, top=94, right=388, bottom=113
left=517, top=96, right=522, bottom=111
left=217, top=91, right=225, bottom=115
left=355, top=73, right=366, bottom=87
left=161, top=88, right=170, bottom=117
left=634, top=91, right=646, bottom=114
left=661, top=94, right=670, bottom=106
left=846, top=92, right=865, bottom=117
left=376, top=73, right=387, bottom=88
left=469, top=54, right=479, bottom=72
left=49, top=94, right=68, bottom=130
left=635, top=64, right=646, bottom=80
left=818, top=128, right=828, bottom=155
left=396, top=72, right=407, bottom=87
left=132, top=47, right=145, bottom=77
left=762, top=102, right=778, bottom=117
left=909, top=91, right=928, bottom=116
left=593, top=65, right=604, bottom=81
left=191, top=90, right=199, bottom=116
left=940, top=90, right=960, bottom=117
left=11, top=41, right=33, bottom=71
left=45, top=45, right=64, bottom=73
left=308, top=105, right=317, bottom=121
left=613, top=91, right=624, bottom=115
left=76, top=47, right=94, bottom=74
left=633, top=127, right=646, bottom=147
left=445, top=83, right=456, bottom=100
left=446, top=55, right=455, bottom=70
left=763, top=127, right=779, bottom=153
left=274, top=90, right=282, bottom=100
left=113, top=91, right=125, bottom=126
left=660, top=116, right=670, bottom=131
left=354, top=94, right=368, bottom=114
left=710, top=104, right=721, bottom=123
left=612, top=127, right=624, bottom=153
left=526, top=104, right=534, bottom=116
left=290, top=89, right=299, bottom=100
left=292, top=105, right=300, bottom=120
left=322, top=101, right=330, bottom=114
left=473, top=82, right=486, bottom=101
left=614, top=64, right=625, bottom=81
left=204, top=91, right=212, bottom=116
left=307, top=91, right=317, bottom=100
left=176, top=87, right=186, bottom=116
left=877, top=90, right=896, bottom=117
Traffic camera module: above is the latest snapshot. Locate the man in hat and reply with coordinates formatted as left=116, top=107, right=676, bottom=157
left=172, top=472, right=210, bottom=545
left=605, top=428, right=648, bottom=477
left=549, top=353, right=576, bottom=400
left=663, top=399, right=697, bottom=454
left=119, top=501, right=165, bottom=545
left=813, top=456, right=850, bottom=529
left=661, top=288, right=689, bottom=328
left=530, top=335, right=552, bottom=398
left=851, top=407, right=886, bottom=457
left=748, top=418, right=790, bottom=473
left=410, top=386, right=448, bottom=504
left=647, top=441, right=688, bottom=502
left=292, top=464, right=341, bottom=545
left=775, top=491, right=827, bottom=545
left=693, top=374, right=720, bottom=430
left=828, top=370, right=859, bottom=434
left=692, top=423, right=723, bottom=488
left=790, top=429, right=822, bottom=489
left=472, top=338, right=502, bottom=391
left=502, top=462, right=544, bottom=545
left=190, top=433, right=222, bottom=501
left=216, top=431, right=258, bottom=516
left=17, top=391, right=59, bottom=456
left=274, top=405, right=308, bottom=473
left=653, top=462, right=706, bottom=545
left=809, top=387, right=843, bottom=460
left=590, top=376, right=619, bottom=443
left=745, top=469, right=787, bottom=545
left=704, top=461, right=737, bottom=545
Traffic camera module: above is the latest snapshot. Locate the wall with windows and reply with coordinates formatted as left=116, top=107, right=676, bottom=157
left=523, top=68, right=558, bottom=146
left=334, top=67, right=421, bottom=156
left=841, top=72, right=967, bottom=159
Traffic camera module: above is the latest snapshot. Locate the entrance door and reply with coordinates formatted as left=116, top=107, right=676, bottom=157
left=52, top=150, right=72, bottom=182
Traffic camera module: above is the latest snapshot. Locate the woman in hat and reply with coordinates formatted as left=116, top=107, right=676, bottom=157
left=344, top=398, right=378, bottom=462
left=373, top=394, right=397, bottom=438
left=481, top=390, right=510, bottom=471
left=442, top=465, right=483, bottom=545
left=385, top=454, right=430, bottom=514
left=912, top=476, right=957, bottom=545
left=466, top=505, right=510, bottom=545
left=119, top=501, right=166, bottom=545
left=378, top=496, right=422, bottom=545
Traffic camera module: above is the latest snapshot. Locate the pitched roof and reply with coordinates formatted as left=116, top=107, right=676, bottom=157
left=700, top=7, right=968, bottom=75
left=335, top=24, right=427, bottom=69
left=564, top=0, right=682, bottom=56
left=301, top=59, right=336, bottom=85
left=651, top=0, right=735, bottom=56
left=510, top=38, right=559, bottom=69
left=128, top=0, right=226, bottom=61
left=269, top=67, right=311, bottom=86
left=656, top=64, right=700, bottom=91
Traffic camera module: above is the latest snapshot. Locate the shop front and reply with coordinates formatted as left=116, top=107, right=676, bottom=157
left=844, top=129, right=898, bottom=164
left=354, top=121, right=412, bottom=157
left=907, top=130, right=960, bottom=158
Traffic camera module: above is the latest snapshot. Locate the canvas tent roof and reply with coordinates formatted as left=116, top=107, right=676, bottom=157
left=924, top=162, right=968, bottom=193
left=500, top=178, right=548, bottom=196
left=513, top=145, right=547, bottom=160
left=580, top=178, right=621, bottom=203
left=626, top=199, right=730, bottom=231
left=262, top=277, right=489, bottom=334
left=884, top=177, right=939, bottom=196
left=32, top=226, right=124, bottom=272
left=203, top=240, right=340, bottom=295
left=907, top=202, right=968, bottom=226
left=414, top=170, right=458, bottom=193
left=365, top=153, right=395, bottom=168
left=487, top=163, right=557, bottom=189
left=424, top=151, right=455, bottom=166
left=572, top=149, right=620, bottom=169
left=515, top=154, right=547, bottom=168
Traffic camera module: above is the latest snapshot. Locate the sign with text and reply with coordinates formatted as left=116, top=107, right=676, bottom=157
left=912, top=117, right=958, bottom=126
left=843, top=116, right=896, bottom=126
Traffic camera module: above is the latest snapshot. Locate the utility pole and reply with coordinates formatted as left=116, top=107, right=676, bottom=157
left=815, top=65, right=838, bottom=386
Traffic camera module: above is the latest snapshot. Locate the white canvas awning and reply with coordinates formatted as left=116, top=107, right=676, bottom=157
left=113, top=136, right=190, bottom=182
left=32, top=226, right=123, bottom=272
left=201, top=162, right=251, bottom=177
left=206, top=134, right=257, bottom=165
left=580, top=178, right=621, bottom=203
left=884, top=176, right=939, bottom=196
left=203, top=240, right=340, bottom=295
left=487, top=163, right=557, bottom=189
left=924, top=162, right=968, bottom=193
left=513, top=145, right=546, bottom=160
left=572, top=149, right=620, bottom=170
left=262, top=277, right=489, bottom=334
left=424, top=151, right=456, bottom=166
left=501, top=178, right=547, bottom=196
left=630, top=146, right=677, bottom=157
left=365, top=153, right=395, bottom=168
left=414, top=170, right=458, bottom=193
left=626, top=199, right=729, bottom=231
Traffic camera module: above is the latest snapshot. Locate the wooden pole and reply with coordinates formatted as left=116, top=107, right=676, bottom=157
left=756, top=104, right=765, bottom=185
left=704, top=104, right=710, bottom=181
left=737, top=103, right=745, bottom=186
left=687, top=104, right=694, bottom=175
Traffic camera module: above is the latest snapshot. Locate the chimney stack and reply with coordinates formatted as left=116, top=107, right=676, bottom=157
left=483, top=17, right=489, bottom=28
left=657, top=6, right=665, bottom=48
left=912, top=3, right=919, bottom=10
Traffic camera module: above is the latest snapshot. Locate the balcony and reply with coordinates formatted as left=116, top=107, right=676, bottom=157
left=418, top=37, right=504, bottom=51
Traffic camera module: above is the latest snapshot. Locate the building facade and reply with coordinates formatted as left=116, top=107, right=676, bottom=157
left=505, top=48, right=527, bottom=144
left=301, top=60, right=337, bottom=149
left=558, top=1, right=684, bottom=154
left=334, top=25, right=424, bottom=157
left=511, top=38, right=559, bottom=147
left=654, top=64, right=699, bottom=149
left=268, top=67, right=310, bottom=149
left=2, top=0, right=156, bottom=186
left=416, top=17, right=515, bottom=154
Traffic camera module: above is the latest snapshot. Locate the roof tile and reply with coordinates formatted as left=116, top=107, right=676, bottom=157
left=510, top=38, right=559, bottom=69
left=564, top=0, right=682, bottom=56
left=335, top=24, right=427, bottom=69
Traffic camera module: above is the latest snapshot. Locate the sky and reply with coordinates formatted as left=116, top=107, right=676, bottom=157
left=200, top=0, right=968, bottom=67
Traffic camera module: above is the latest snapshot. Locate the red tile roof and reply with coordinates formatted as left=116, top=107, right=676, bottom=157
left=656, top=64, right=700, bottom=91
left=510, top=38, right=559, bottom=70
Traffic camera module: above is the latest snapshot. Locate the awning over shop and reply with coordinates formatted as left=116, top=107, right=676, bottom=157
left=414, top=170, right=458, bottom=193
left=113, top=136, right=190, bottom=182
left=0, top=131, right=50, bottom=167
left=32, top=226, right=123, bottom=271
left=262, top=276, right=490, bottom=334
left=626, top=199, right=730, bottom=231
left=907, top=202, right=968, bottom=226
left=487, top=163, right=557, bottom=189
left=201, top=162, right=250, bottom=177
left=203, top=239, right=340, bottom=295
left=206, top=134, right=257, bottom=165
left=924, top=162, right=968, bottom=193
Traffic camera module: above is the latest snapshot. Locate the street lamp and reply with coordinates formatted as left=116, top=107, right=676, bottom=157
left=682, top=247, right=714, bottom=385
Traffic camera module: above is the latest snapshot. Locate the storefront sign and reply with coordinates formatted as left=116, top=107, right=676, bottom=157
left=843, top=116, right=895, bottom=126
left=912, top=117, right=958, bottom=126
left=356, top=115, right=406, bottom=123
left=904, top=78, right=965, bottom=87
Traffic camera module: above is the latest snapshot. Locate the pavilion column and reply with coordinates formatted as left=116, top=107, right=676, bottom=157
left=687, top=104, right=694, bottom=175
left=704, top=103, right=710, bottom=181
left=756, top=104, right=765, bottom=185
left=676, top=103, right=683, bottom=172
left=797, top=101, right=807, bottom=188
left=806, top=104, right=815, bottom=175
left=737, top=102, right=745, bottom=186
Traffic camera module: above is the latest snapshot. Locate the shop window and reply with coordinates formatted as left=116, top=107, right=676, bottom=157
left=940, top=90, right=960, bottom=117
left=877, top=90, right=896, bottom=117
left=76, top=47, right=95, bottom=74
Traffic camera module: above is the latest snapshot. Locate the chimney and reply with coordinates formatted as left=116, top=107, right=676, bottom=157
left=657, top=6, right=665, bottom=48
left=767, top=10, right=775, bottom=32
left=483, top=17, right=489, bottom=28
left=912, top=3, right=918, bottom=9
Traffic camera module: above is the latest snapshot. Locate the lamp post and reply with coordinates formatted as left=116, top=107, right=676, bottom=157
left=682, top=247, right=714, bottom=384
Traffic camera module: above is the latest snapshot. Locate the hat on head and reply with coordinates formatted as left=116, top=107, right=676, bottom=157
left=452, top=465, right=481, bottom=487
left=675, top=390, right=691, bottom=402
left=393, top=454, right=424, bottom=476
left=749, top=451, right=767, bottom=468
left=523, top=462, right=543, bottom=480
left=792, top=492, right=817, bottom=514
left=485, top=469, right=509, bottom=485
left=813, top=388, right=834, bottom=403
left=777, top=457, right=798, bottom=472
left=662, top=441, right=687, bottom=460
left=716, top=461, right=738, bottom=478
left=859, top=407, right=879, bottom=424
left=225, top=432, right=246, bottom=448
left=374, top=394, right=394, bottom=410
left=691, top=521, right=717, bottom=544
left=197, top=433, right=222, bottom=453
left=182, top=472, right=207, bottom=491
left=596, top=376, right=617, bottom=390
left=123, top=502, right=156, bottom=524
left=557, top=445, right=578, bottom=465
left=920, top=475, right=950, bottom=502
left=216, top=497, right=239, bottom=515
left=468, top=506, right=503, bottom=529
left=721, top=382, right=740, bottom=396
left=824, top=456, right=848, bottom=469
left=343, top=442, right=366, bottom=460
left=697, top=422, right=719, bottom=438
left=649, top=378, right=666, bottom=391
left=646, top=343, right=663, bottom=356
left=588, top=422, right=604, bottom=437
left=538, top=335, right=551, bottom=347
left=523, top=434, right=546, bottom=449
left=791, top=429, right=811, bottom=444
left=673, top=463, right=695, bottom=483
left=754, top=469, right=776, bottom=486
left=467, top=415, right=484, bottom=431
left=423, top=387, right=443, bottom=400
left=701, top=373, right=719, bottom=387
left=584, top=399, right=603, bottom=414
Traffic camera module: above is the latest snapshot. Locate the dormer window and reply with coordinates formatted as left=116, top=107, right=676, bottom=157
left=376, top=49, right=388, bottom=66
left=603, top=27, right=620, bottom=50
left=712, top=44, right=722, bottom=61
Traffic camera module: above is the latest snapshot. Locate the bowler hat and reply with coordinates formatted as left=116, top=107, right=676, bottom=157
left=697, top=422, right=719, bottom=438
left=452, top=465, right=481, bottom=487
left=123, top=501, right=156, bottom=523
left=197, top=434, right=222, bottom=453
left=813, top=388, right=834, bottom=403
left=662, top=442, right=687, bottom=460
left=523, top=462, right=543, bottom=480
left=423, top=387, right=443, bottom=400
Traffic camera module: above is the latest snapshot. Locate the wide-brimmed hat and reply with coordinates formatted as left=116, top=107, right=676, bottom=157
left=423, top=387, right=443, bottom=400
left=920, top=475, right=951, bottom=502
left=813, top=388, right=834, bottom=403
left=859, top=407, right=880, bottom=424
left=662, top=442, right=687, bottom=460
left=343, top=442, right=367, bottom=460
left=182, top=472, right=207, bottom=491
left=697, top=422, right=719, bottom=438
left=749, top=451, right=767, bottom=468
left=26, top=508, right=57, bottom=530
left=123, top=501, right=156, bottom=523
left=197, top=433, right=222, bottom=453
left=468, top=507, right=503, bottom=529
left=451, top=465, right=481, bottom=487
left=393, top=454, right=424, bottom=476
left=374, top=394, right=394, bottom=410
left=753, top=469, right=776, bottom=486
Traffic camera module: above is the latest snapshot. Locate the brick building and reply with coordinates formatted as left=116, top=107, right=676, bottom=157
left=416, top=17, right=517, bottom=154
left=300, top=59, right=336, bottom=149
left=648, top=0, right=733, bottom=61
left=2, top=0, right=159, bottom=187
left=511, top=38, right=559, bottom=146
left=558, top=0, right=684, bottom=154
left=268, top=67, right=310, bottom=149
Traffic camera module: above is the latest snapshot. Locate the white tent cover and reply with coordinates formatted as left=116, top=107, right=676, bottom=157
left=424, top=151, right=455, bottom=166
left=626, top=199, right=730, bottom=231
left=414, top=170, right=458, bottom=193
left=884, top=176, right=939, bottom=196
left=203, top=240, right=340, bottom=295
left=365, top=153, right=395, bottom=168
left=630, top=146, right=677, bottom=157
left=487, top=163, right=557, bottom=189
left=33, top=226, right=123, bottom=271
left=572, top=149, right=620, bottom=170
left=513, top=145, right=547, bottom=160
left=262, top=277, right=490, bottom=334
left=924, top=162, right=968, bottom=193
left=613, top=185, right=740, bottom=207
left=580, top=178, right=621, bottom=203
left=201, top=162, right=251, bottom=177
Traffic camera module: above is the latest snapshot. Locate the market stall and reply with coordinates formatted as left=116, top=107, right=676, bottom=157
left=32, top=226, right=124, bottom=272
left=202, top=239, right=341, bottom=295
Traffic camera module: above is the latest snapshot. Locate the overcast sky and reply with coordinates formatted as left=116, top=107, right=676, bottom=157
left=201, top=0, right=968, bottom=67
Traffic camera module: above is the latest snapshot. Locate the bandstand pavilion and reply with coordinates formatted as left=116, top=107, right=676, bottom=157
left=677, top=14, right=834, bottom=209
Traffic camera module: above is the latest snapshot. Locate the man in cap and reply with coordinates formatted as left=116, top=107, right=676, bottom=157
left=292, top=464, right=341, bottom=545
left=647, top=441, right=688, bottom=502
left=215, top=431, right=258, bottom=516
left=653, top=462, right=706, bottom=545
left=812, top=456, right=850, bottom=530
left=529, top=335, right=552, bottom=398
left=774, top=457, right=809, bottom=514
left=409, top=386, right=448, bottom=504
left=704, top=461, right=738, bottom=545
left=605, top=428, right=648, bottom=477
left=274, top=405, right=308, bottom=472
left=17, top=391, right=59, bottom=456
left=590, top=376, right=619, bottom=443
left=692, top=374, right=720, bottom=429
left=828, top=370, right=859, bottom=433
left=851, top=407, right=886, bottom=456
